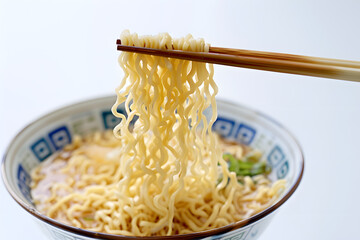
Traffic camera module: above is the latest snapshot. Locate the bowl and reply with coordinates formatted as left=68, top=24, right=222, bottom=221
left=2, top=95, right=304, bottom=240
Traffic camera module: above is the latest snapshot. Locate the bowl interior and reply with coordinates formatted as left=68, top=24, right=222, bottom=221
left=2, top=96, right=303, bottom=239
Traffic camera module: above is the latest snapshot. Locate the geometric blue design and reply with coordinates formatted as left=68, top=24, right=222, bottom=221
left=102, top=110, right=122, bottom=129
left=213, top=117, right=235, bottom=137
left=30, top=138, right=52, bottom=162
left=267, top=145, right=285, bottom=167
left=277, top=160, right=289, bottom=179
left=102, top=108, right=139, bottom=130
left=17, top=164, right=32, bottom=202
left=48, top=126, right=71, bottom=151
left=234, top=123, right=256, bottom=145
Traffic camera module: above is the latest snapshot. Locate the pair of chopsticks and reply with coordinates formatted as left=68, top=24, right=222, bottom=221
left=116, top=40, right=360, bottom=82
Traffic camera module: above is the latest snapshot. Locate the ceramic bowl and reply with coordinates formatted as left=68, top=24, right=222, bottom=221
left=2, top=96, right=304, bottom=240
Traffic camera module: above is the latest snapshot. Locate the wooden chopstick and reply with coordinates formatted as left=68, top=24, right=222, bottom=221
left=116, top=40, right=360, bottom=82
left=210, top=47, right=360, bottom=69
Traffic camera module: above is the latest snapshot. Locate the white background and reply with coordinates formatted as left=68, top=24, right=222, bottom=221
left=1, top=0, right=360, bottom=239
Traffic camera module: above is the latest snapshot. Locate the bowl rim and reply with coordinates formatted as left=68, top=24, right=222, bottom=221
left=1, top=95, right=304, bottom=240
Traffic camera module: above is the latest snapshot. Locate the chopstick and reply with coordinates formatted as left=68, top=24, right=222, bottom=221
left=116, top=40, right=360, bottom=82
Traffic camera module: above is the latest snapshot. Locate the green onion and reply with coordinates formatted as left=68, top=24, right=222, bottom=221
left=223, top=153, right=271, bottom=177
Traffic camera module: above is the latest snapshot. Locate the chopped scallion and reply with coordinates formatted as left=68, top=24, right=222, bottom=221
left=223, top=153, right=271, bottom=177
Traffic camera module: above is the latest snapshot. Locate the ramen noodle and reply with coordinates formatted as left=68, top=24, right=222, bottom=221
left=31, top=31, right=285, bottom=236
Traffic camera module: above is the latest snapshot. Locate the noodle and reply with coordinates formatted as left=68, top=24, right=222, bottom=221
left=31, top=31, right=285, bottom=236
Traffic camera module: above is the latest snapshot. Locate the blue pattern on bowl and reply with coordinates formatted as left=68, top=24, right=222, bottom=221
left=31, top=138, right=53, bottom=162
left=212, top=117, right=236, bottom=137
left=17, top=164, right=32, bottom=202
left=234, top=123, right=256, bottom=145
left=267, top=146, right=285, bottom=168
left=102, top=110, right=122, bottom=129
left=48, top=126, right=72, bottom=151
left=277, top=161, right=289, bottom=179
